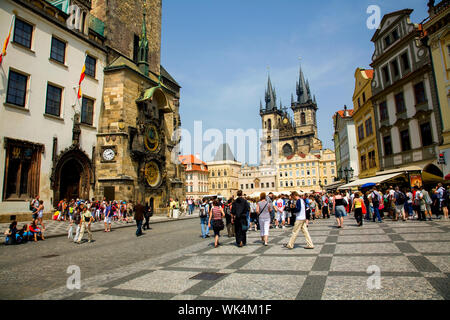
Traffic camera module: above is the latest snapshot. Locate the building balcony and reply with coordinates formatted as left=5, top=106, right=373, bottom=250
left=379, top=118, right=390, bottom=128
left=415, top=101, right=429, bottom=113
left=382, top=144, right=438, bottom=169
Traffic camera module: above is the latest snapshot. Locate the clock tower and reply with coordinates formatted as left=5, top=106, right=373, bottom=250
left=93, top=0, right=185, bottom=213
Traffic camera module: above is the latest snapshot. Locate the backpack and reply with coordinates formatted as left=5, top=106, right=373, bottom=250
left=74, top=212, right=81, bottom=225
left=199, top=205, right=207, bottom=218
left=396, top=191, right=406, bottom=205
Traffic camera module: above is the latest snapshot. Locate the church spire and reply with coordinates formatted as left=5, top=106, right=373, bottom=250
left=265, top=75, right=277, bottom=110
left=296, top=66, right=309, bottom=104
left=137, top=2, right=149, bottom=76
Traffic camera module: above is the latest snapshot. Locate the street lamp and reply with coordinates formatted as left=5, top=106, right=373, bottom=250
left=342, top=167, right=354, bottom=184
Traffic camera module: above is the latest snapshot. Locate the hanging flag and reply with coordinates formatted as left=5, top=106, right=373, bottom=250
left=77, top=56, right=86, bottom=99
left=0, top=16, right=15, bottom=65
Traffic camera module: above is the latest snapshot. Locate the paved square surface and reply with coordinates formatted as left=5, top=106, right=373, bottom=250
left=28, top=218, right=450, bottom=300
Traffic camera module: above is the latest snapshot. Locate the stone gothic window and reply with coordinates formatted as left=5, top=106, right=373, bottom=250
left=301, top=112, right=306, bottom=125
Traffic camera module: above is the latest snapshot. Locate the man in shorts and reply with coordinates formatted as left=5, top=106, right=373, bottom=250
left=104, top=201, right=113, bottom=232
left=393, top=186, right=406, bottom=221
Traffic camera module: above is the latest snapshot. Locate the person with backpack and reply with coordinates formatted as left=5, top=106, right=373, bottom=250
left=104, top=201, right=113, bottom=232
left=435, top=183, right=449, bottom=219
left=199, top=199, right=210, bottom=238
left=370, top=187, right=383, bottom=223
left=30, top=195, right=40, bottom=221
left=419, top=186, right=433, bottom=221
left=224, top=200, right=235, bottom=238
left=231, top=190, right=250, bottom=247
left=393, top=186, right=406, bottom=221
left=249, top=198, right=258, bottom=231
left=284, top=191, right=314, bottom=250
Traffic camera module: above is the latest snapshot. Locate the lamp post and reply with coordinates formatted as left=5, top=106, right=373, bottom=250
left=342, top=167, right=354, bottom=184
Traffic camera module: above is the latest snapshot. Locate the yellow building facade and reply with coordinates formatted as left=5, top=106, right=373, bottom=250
left=352, top=68, right=380, bottom=178
left=207, top=144, right=242, bottom=199
left=423, top=2, right=450, bottom=176
left=276, top=149, right=336, bottom=193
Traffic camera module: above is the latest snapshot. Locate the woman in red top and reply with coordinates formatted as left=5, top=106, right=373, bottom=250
left=208, top=200, right=225, bottom=248
left=29, top=221, right=44, bottom=242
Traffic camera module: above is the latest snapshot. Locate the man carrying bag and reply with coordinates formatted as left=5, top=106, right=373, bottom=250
left=231, top=190, right=250, bottom=247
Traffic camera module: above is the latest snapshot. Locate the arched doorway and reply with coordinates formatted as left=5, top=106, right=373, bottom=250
left=51, top=146, right=93, bottom=206
left=60, top=159, right=83, bottom=201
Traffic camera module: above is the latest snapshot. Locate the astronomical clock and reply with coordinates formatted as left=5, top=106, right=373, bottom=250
left=129, top=91, right=167, bottom=192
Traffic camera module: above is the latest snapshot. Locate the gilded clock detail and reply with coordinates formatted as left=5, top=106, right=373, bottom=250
left=144, top=161, right=161, bottom=187
left=144, top=124, right=160, bottom=153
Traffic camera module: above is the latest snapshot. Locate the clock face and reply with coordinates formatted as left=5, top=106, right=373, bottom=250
left=144, top=161, right=161, bottom=187
left=283, top=118, right=289, bottom=124
left=103, top=149, right=115, bottom=161
left=144, top=124, right=160, bottom=153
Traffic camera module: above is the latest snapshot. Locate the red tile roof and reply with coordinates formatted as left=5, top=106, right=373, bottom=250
left=178, top=155, right=208, bottom=172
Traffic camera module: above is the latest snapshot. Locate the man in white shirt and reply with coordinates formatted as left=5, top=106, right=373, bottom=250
left=284, top=192, right=314, bottom=250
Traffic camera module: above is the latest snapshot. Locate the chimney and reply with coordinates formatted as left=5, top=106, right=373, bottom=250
left=344, top=105, right=349, bottom=117
left=195, top=153, right=201, bottom=161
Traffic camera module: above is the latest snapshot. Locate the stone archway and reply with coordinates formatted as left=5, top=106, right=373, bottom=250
left=51, top=146, right=93, bottom=206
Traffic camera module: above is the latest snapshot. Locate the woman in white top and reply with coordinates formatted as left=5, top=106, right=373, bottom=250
left=256, top=192, right=273, bottom=246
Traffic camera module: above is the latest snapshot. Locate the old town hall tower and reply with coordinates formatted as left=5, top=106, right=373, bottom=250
left=91, top=0, right=185, bottom=213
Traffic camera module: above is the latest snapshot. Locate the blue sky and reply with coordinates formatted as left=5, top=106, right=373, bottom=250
left=160, top=0, right=429, bottom=163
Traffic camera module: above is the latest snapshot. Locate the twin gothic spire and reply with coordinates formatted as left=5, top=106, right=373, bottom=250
left=261, top=66, right=316, bottom=113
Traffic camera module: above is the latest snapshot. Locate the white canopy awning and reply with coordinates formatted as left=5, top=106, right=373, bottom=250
left=337, top=172, right=404, bottom=190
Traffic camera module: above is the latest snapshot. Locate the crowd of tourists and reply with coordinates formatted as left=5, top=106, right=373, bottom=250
left=4, top=183, right=448, bottom=246
left=4, top=197, right=153, bottom=245
left=196, top=182, right=449, bottom=249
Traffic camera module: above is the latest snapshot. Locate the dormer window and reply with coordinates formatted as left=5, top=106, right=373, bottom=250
left=392, top=29, right=399, bottom=41
left=384, top=35, right=392, bottom=48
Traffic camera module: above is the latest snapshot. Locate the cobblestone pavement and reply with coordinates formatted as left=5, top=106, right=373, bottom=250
left=0, top=211, right=199, bottom=240
left=26, top=217, right=450, bottom=300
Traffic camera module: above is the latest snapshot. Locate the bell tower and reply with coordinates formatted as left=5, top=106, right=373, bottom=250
left=291, top=66, right=322, bottom=151
left=260, top=75, right=283, bottom=163
left=91, top=0, right=161, bottom=75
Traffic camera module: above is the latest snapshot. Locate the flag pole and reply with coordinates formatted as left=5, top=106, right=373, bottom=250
left=0, top=14, right=16, bottom=65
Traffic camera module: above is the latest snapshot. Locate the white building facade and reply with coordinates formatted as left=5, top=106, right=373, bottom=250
left=333, top=107, right=359, bottom=181
left=371, top=9, right=442, bottom=179
left=0, top=0, right=106, bottom=216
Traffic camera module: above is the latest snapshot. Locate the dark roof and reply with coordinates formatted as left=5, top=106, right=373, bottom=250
left=214, top=144, right=236, bottom=161
left=160, top=65, right=180, bottom=87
